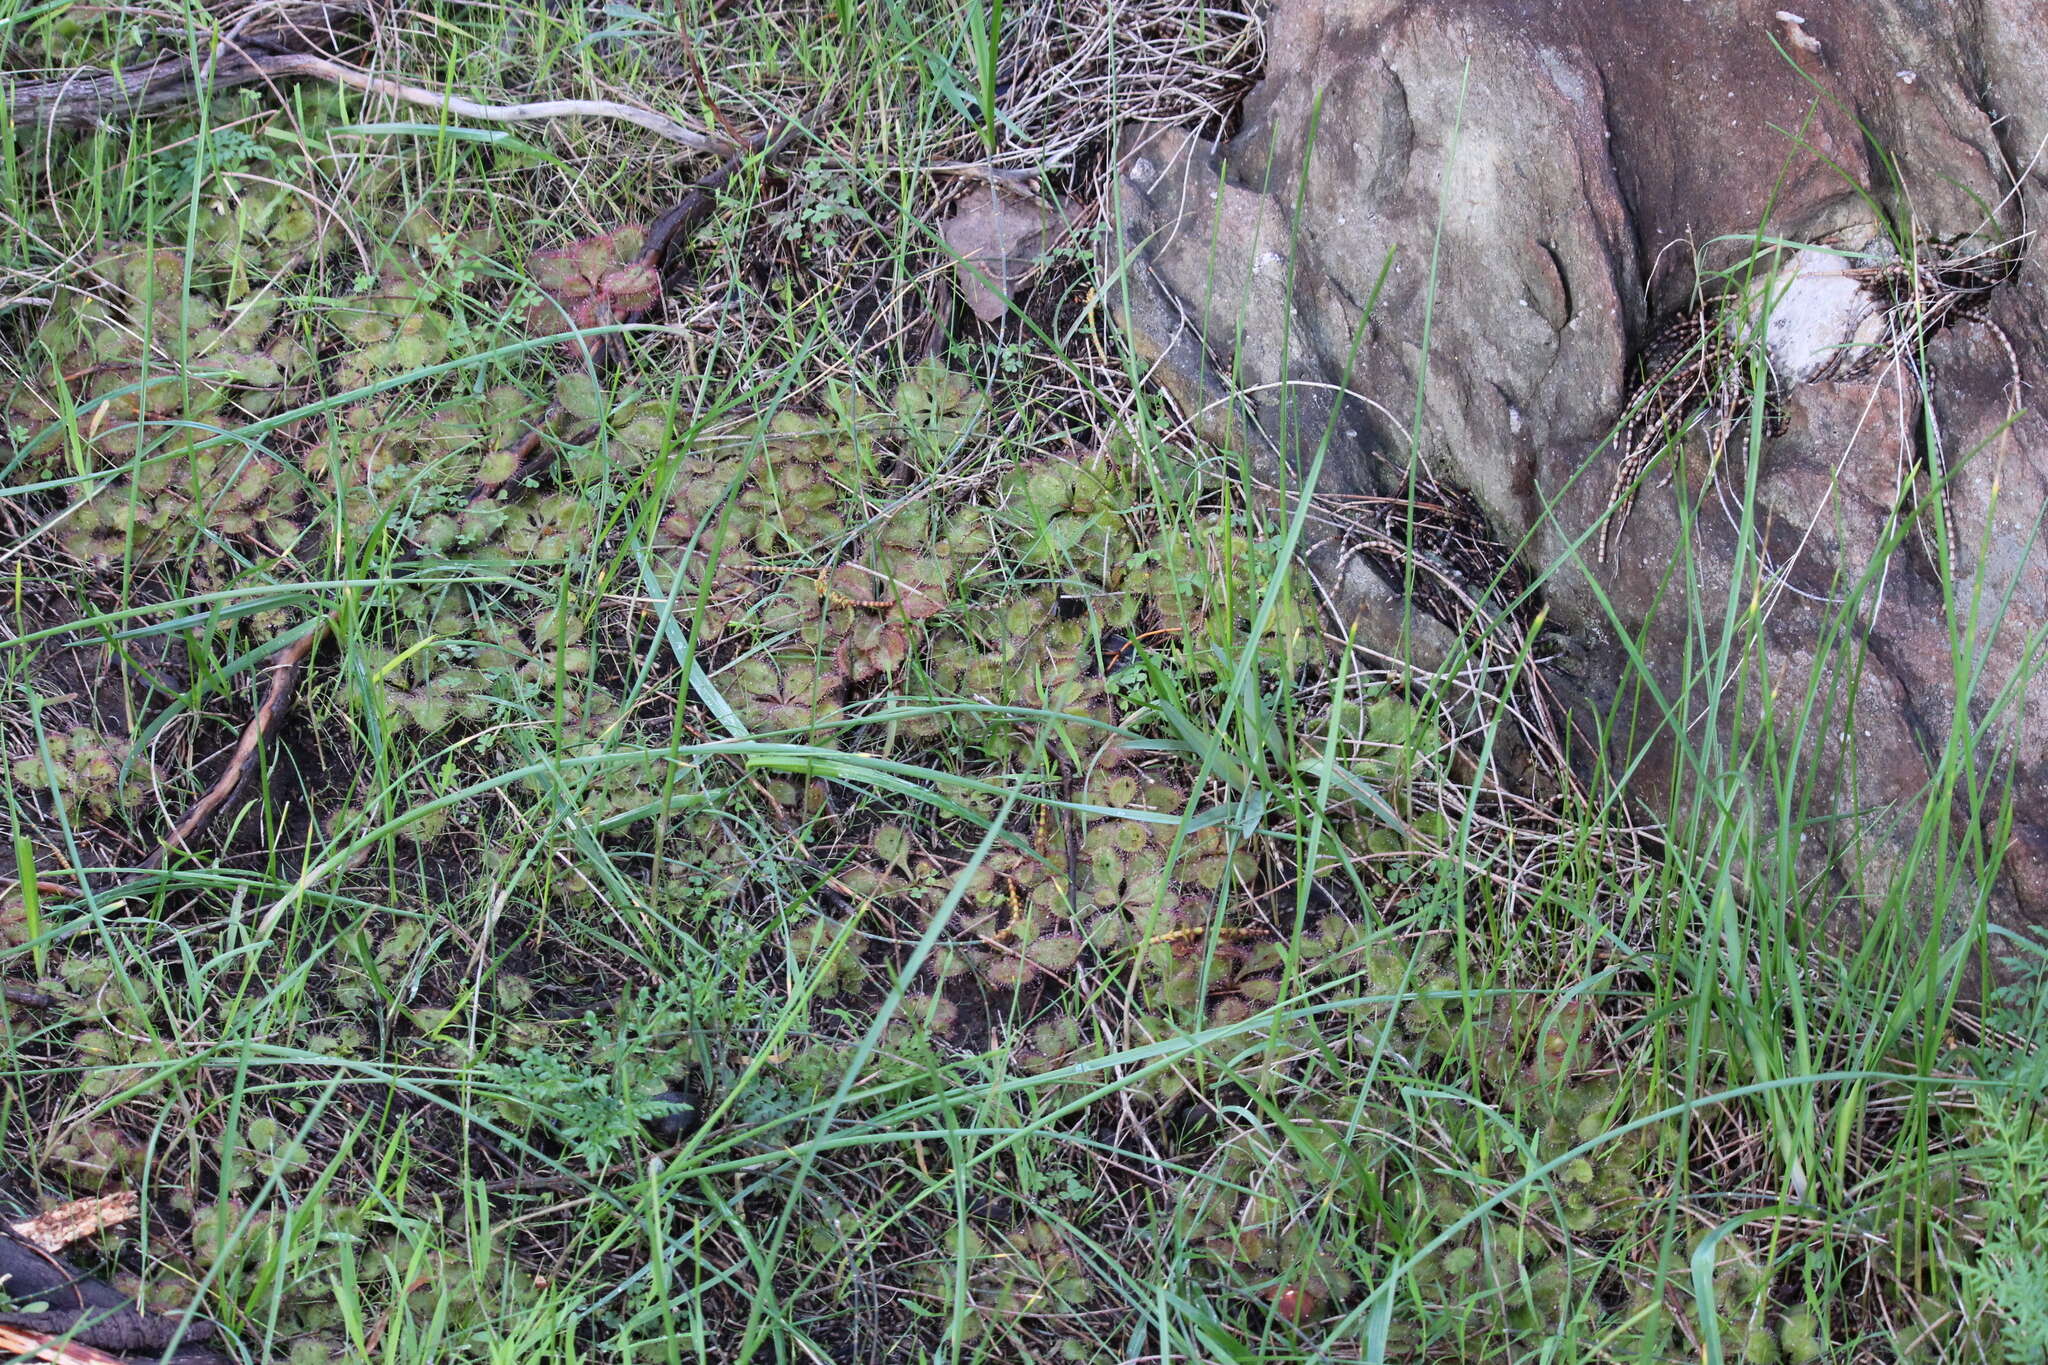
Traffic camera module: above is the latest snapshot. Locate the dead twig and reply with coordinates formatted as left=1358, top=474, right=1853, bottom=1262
left=0, top=1325, right=126, bottom=1365
left=2, top=984, right=61, bottom=1009
left=270, top=53, right=729, bottom=152
left=8, top=1193, right=140, bottom=1255
left=0, top=1230, right=225, bottom=1362
left=134, top=615, right=332, bottom=874
left=37, top=617, right=329, bottom=905
left=5, top=44, right=730, bottom=153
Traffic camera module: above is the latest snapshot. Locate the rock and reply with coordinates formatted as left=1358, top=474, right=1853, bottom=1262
left=1106, top=1, right=2048, bottom=963
left=940, top=182, right=1080, bottom=322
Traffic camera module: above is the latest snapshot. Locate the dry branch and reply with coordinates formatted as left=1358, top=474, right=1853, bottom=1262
left=27, top=617, right=327, bottom=904
left=2, top=983, right=60, bottom=1008
left=8, top=1193, right=141, bottom=1255
left=135, top=615, right=330, bottom=874
left=0, top=1229, right=226, bottom=1362
left=0, top=1325, right=127, bottom=1365
left=5, top=47, right=726, bottom=151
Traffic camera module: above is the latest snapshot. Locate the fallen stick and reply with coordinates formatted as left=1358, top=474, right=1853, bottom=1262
left=5, top=48, right=728, bottom=153
left=33, top=616, right=331, bottom=904
left=275, top=52, right=727, bottom=152
left=0, top=1325, right=126, bottom=1365
left=134, top=615, right=331, bottom=874
left=9, top=1193, right=141, bottom=1256
left=2, top=983, right=60, bottom=1008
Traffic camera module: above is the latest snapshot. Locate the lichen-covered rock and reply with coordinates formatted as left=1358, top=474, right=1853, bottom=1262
left=1108, top=0, right=2048, bottom=964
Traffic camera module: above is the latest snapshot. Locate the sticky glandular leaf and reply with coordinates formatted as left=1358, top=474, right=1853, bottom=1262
left=1025, top=935, right=1082, bottom=972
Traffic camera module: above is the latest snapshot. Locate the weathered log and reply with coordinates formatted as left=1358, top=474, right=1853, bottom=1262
left=4, top=49, right=286, bottom=130
left=0, top=1229, right=228, bottom=1362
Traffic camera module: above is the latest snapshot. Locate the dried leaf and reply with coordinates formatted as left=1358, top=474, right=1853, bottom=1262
left=9, top=1190, right=140, bottom=1253
left=940, top=186, right=1076, bottom=322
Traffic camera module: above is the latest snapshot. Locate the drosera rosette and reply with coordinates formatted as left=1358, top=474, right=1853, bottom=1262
left=998, top=447, right=1140, bottom=573
left=723, top=634, right=847, bottom=738
left=310, top=387, right=531, bottom=545
left=12, top=725, right=158, bottom=824
left=222, top=1113, right=312, bottom=1189
left=909, top=1217, right=1099, bottom=1346
left=1351, top=693, right=1449, bottom=790
left=731, top=411, right=865, bottom=554
left=1118, top=515, right=1326, bottom=681
left=1402, top=1208, right=1610, bottom=1348
left=891, top=362, right=987, bottom=453
left=491, top=490, right=603, bottom=562
left=388, top=202, right=502, bottom=280
left=328, top=915, right=438, bottom=1014
left=1072, top=770, right=1255, bottom=957
left=551, top=373, right=691, bottom=481
left=508, top=687, right=676, bottom=827
left=416, top=485, right=605, bottom=565
left=1135, top=933, right=1287, bottom=1026
left=977, top=908, right=1086, bottom=989
left=837, top=821, right=960, bottom=906
left=1171, top=1107, right=1385, bottom=1324
left=863, top=502, right=994, bottom=624
left=878, top=992, right=961, bottom=1051
left=8, top=244, right=313, bottom=479
left=357, top=639, right=494, bottom=737
left=1686, top=1231, right=1832, bottom=1365
left=192, top=181, right=341, bottom=285
left=329, top=263, right=454, bottom=389
left=649, top=440, right=750, bottom=552
left=57, top=439, right=307, bottom=572
left=921, top=838, right=1073, bottom=987
left=813, top=500, right=999, bottom=707
left=1009, top=1012, right=1107, bottom=1097
left=643, top=541, right=758, bottom=649
left=45, top=1118, right=148, bottom=1191
left=1386, top=995, right=1696, bottom=1353
left=820, top=570, right=913, bottom=683
left=523, top=223, right=661, bottom=361
left=726, top=489, right=993, bottom=732
left=0, top=884, right=30, bottom=948
left=785, top=913, right=875, bottom=1000
left=474, top=603, right=597, bottom=695
left=642, top=432, right=759, bottom=642
left=934, top=589, right=1123, bottom=763
left=182, top=1197, right=530, bottom=1346
left=1473, top=995, right=1671, bottom=1239
left=70, top=1024, right=170, bottom=1102
left=642, top=392, right=886, bottom=557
